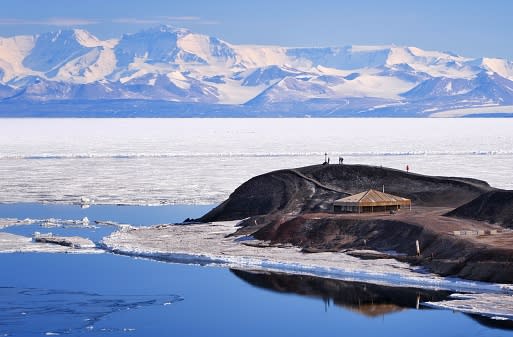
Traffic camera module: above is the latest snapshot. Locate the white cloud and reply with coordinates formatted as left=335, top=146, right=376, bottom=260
left=114, top=16, right=220, bottom=26
left=0, top=16, right=219, bottom=28
left=160, top=16, right=202, bottom=21
left=111, top=18, right=161, bottom=25
left=0, top=17, right=98, bottom=26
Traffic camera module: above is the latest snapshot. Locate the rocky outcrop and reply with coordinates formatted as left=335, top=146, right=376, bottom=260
left=447, top=190, right=513, bottom=228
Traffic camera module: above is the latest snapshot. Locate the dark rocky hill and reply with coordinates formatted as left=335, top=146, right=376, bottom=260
left=447, top=190, right=513, bottom=228
left=201, top=164, right=492, bottom=222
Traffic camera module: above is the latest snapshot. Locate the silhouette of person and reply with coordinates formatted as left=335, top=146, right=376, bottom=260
left=406, top=164, right=410, bottom=172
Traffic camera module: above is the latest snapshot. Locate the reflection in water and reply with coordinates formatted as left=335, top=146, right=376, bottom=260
left=230, top=269, right=513, bottom=330
left=0, top=286, right=183, bottom=336
left=468, top=314, right=513, bottom=331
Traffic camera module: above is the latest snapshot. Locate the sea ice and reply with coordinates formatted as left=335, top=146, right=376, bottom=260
left=0, top=232, right=101, bottom=254
left=424, top=293, right=513, bottom=320
left=0, top=119, right=512, bottom=205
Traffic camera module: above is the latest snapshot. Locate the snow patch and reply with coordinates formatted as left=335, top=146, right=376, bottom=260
left=445, top=81, right=453, bottom=92
left=177, top=34, right=213, bottom=63
left=480, top=58, right=513, bottom=80
left=431, top=105, right=513, bottom=117
left=55, top=47, right=117, bottom=83
left=0, top=35, right=37, bottom=82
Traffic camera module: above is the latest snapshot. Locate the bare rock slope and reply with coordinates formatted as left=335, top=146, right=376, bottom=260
left=447, top=190, right=513, bottom=228
left=201, top=164, right=492, bottom=222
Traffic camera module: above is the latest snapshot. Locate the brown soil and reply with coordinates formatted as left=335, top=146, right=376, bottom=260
left=249, top=208, right=513, bottom=283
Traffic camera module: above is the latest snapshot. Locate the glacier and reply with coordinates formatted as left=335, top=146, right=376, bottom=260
left=1, top=25, right=513, bottom=117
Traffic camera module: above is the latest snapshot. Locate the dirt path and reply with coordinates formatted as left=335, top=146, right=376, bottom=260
left=288, top=169, right=348, bottom=194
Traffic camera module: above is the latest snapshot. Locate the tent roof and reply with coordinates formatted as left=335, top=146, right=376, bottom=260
left=334, top=189, right=411, bottom=207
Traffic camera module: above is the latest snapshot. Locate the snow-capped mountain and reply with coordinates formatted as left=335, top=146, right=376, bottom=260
left=1, top=25, right=513, bottom=117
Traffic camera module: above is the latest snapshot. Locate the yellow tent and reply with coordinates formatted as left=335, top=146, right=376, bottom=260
left=333, top=189, right=411, bottom=213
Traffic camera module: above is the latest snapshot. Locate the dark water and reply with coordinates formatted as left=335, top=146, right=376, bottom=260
left=0, top=203, right=214, bottom=242
left=2, top=254, right=513, bottom=337
left=0, top=202, right=214, bottom=225
left=1, top=204, right=513, bottom=336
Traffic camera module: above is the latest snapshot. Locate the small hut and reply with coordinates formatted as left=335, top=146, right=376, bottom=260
left=333, top=189, right=411, bottom=213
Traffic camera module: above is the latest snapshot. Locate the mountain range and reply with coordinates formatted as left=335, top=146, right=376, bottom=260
left=1, top=25, right=513, bottom=117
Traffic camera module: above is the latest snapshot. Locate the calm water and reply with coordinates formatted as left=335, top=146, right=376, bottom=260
left=1, top=204, right=513, bottom=336
left=0, top=203, right=214, bottom=241
left=2, top=253, right=513, bottom=337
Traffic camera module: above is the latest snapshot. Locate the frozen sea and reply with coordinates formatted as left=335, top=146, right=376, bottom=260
left=0, top=118, right=512, bottom=205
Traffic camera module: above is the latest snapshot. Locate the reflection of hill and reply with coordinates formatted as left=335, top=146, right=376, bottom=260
left=230, top=269, right=449, bottom=317
left=231, top=270, right=513, bottom=330
left=467, top=314, right=513, bottom=331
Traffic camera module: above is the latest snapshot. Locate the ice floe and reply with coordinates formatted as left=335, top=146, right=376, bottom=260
left=0, top=216, right=126, bottom=230
left=0, top=232, right=101, bottom=254
left=424, top=293, right=513, bottom=320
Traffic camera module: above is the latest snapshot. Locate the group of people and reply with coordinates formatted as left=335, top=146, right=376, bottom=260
left=322, top=153, right=411, bottom=173
left=322, top=155, right=344, bottom=165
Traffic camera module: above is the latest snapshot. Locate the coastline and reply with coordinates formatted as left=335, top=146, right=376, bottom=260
left=99, top=219, right=513, bottom=320
left=100, top=220, right=512, bottom=294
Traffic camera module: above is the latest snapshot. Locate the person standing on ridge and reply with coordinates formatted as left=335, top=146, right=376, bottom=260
left=406, top=164, right=410, bottom=172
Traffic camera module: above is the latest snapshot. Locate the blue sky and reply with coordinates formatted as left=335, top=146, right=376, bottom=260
left=0, top=0, right=512, bottom=59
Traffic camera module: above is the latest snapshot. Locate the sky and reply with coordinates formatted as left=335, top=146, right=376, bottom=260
left=0, top=0, right=512, bottom=59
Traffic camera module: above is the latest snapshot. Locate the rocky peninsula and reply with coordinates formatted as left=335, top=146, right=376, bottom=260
left=200, top=164, right=513, bottom=283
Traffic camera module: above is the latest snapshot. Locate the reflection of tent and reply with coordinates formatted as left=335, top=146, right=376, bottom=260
left=338, top=302, right=404, bottom=317
left=333, top=189, right=411, bottom=213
